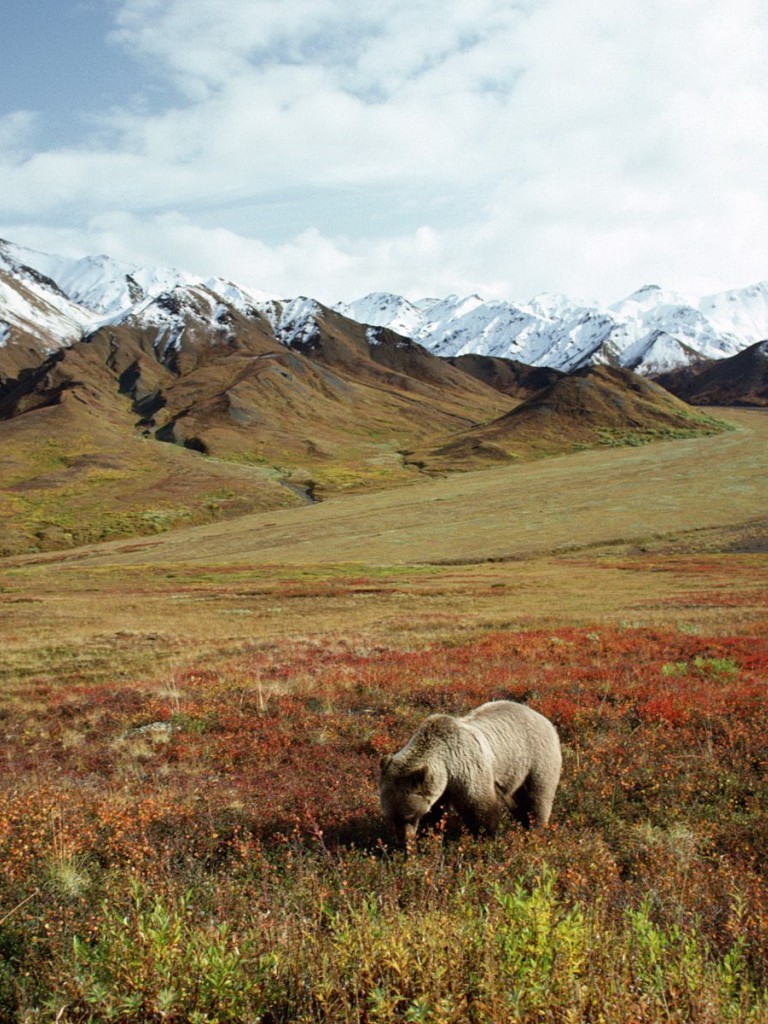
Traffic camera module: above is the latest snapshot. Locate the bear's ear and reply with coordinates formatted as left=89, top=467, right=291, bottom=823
left=380, top=754, right=393, bottom=771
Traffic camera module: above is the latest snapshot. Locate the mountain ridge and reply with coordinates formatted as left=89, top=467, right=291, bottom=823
left=338, top=282, right=768, bottom=375
left=402, top=365, right=726, bottom=473
left=2, top=237, right=767, bottom=379
left=653, top=340, right=768, bottom=407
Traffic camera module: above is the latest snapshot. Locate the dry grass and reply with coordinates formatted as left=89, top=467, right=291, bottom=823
left=2, top=550, right=768, bottom=687
left=2, top=409, right=767, bottom=688
left=0, top=395, right=307, bottom=556
left=4, top=407, right=760, bottom=570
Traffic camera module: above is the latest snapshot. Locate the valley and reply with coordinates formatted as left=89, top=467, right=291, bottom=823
left=3, top=407, right=766, bottom=690
left=3, top=236, right=766, bottom=562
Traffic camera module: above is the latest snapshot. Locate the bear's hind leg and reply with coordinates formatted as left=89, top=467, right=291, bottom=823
left=496, top=779, right=537, bottom=829
left=523, top=771, right=558, bottom=828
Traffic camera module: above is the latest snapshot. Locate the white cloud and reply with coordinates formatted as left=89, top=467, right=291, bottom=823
left=0, top=110, right=38, bottom=158
left=1, top=0, right=767, bottom=302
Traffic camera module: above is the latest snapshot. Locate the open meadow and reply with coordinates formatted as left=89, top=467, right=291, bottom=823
left=1, top=409, right=767, bottom=1022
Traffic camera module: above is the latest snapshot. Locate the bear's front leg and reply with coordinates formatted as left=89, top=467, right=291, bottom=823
left=473, top=800, right=504, bottom=836
left=452, top=786, right=503, bottom=836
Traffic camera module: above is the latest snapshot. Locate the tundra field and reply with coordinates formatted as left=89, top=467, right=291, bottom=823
left=1, top=410, right=768, bottom=1023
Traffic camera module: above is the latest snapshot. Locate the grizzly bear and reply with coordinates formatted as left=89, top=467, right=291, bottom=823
left=379, top=700, right=561, bottom=845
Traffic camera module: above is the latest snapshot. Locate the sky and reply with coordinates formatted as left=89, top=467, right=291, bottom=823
left=1, top=0, right=768, bottom=305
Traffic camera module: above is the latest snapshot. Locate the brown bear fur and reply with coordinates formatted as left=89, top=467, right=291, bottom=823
left=379, top=700, right=561, bottom=845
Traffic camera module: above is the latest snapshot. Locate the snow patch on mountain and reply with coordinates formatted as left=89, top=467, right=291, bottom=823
left=0, top=240, right=193, bottom=321
left=337, top=292, right=424, bottom=338
left=124, top=283, right=257, bottom=364
left=273, top=297, right=324, bottom=350
left=528, top=292, right=597, bottom=319
left=0, top=238, right=281, bottom=330
left=699, top=282, right=768, bottom=343
left=336, top=292, right=627, bottom=371
left=204, top=278, right=280, bottom=323
left=0, top=241, right=102, bottom=342
left=619, top=331, right=699, bottom=375
left=0, top=271, right=95, bottom=354
left=610, top=284, right=690, bottom=319
left=51, top=254, right=195, bottom=319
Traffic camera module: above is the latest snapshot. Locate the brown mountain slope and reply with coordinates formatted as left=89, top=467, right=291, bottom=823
left=0, top=295, right=513, bottom=553
left=2, top=280, right=735, bottom=555
left=404, top=365, right=730, bottom=472
left=446, top=353, right=564, bottom=398
left=118, top=302, right=512, bottom=481
left=283, top=308, right=510, bottom=410
left=0, top=374, right=309, bottom=556
left=653, top=340, right=768, bottom=406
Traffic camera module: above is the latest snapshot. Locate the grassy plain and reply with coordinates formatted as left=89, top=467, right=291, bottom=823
left=1, top=408, right=767, bottom=1021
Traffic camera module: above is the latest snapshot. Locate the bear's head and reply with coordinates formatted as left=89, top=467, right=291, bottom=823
left=379, top=754, right=441, bottom=846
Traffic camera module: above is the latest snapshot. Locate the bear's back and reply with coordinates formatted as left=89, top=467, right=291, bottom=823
left=462, top=701, right=559, bottom=760
left=463, top=700, right=548, bottom=731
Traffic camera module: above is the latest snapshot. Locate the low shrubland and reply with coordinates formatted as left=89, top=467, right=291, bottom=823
left=1, top=626, right=767, bottom=1022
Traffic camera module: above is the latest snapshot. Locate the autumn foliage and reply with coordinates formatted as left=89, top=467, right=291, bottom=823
left=1, top=626, right=767, bottom=1022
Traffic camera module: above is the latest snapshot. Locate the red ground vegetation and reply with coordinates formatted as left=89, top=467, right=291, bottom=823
left=1, top=626, right=766, bottom=1021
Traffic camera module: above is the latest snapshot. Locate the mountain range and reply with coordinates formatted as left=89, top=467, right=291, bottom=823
left=0, top=238, right=759, bottom=554
left=3, top=237, right=768, bottom=379
left=338, top=283, right=768, bottom=375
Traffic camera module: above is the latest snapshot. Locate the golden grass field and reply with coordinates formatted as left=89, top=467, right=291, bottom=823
left=2, top=407, right=766, bottom=688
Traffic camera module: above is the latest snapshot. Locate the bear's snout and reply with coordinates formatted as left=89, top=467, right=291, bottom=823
left=392, top=818, right=419, bottom=847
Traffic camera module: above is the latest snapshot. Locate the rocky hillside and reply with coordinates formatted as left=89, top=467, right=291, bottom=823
left=653, top=341, right=768, bottom=407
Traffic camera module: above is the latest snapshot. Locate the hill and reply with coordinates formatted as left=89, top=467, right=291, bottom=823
left=445, top=354, right=563, bottom=398
left=0, top=268, right=515, bottom=553
left=403, top=365, right=729, bottom=472
left=653, top=339, right=768, bottom=406
left=0, top=354, right=311, bottom=555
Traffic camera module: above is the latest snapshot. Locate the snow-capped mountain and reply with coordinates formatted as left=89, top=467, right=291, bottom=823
left=337, top=292, right=428, bottom=339
left=337, top=282, right=768, bottom=374
left=699, top=283, right=768, bottom=341
left=0, top=236, right=756, bottom=557
left=0, top=239, right=197, bottom=323
left=0, top=239, right=102, bottom=354
left=0, top=268, right=91, bottom=354
left=0, top=238, right=286, bottom=377
left=2, top=236, right=767, bottom=379
left=0, top=238, right=280, bottom=323
left=0, top=239, right=354, bottom=367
